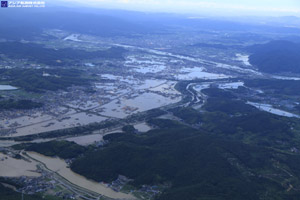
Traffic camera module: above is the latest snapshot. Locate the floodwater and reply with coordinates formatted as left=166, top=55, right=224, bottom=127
left=136, top=79, right=165, bottom=90
left=177, top=67, right=229, bottom=80
left=66, top=130, right=124, bottom=146
left=0, top=152, right=40, bottom=177
left=63, top=34, right=82, bottom=42
left=134, top=122, right=151, bottom=132
left=272, top=75, right=300, bottom=81
left=133, top=65, right=166, bottom=74
left=193, top=83, right=212, bottom=92
left=149, top=81, right=180, bottom=95
left=0, top=138, right=52, bottom=148
left=10, top=112, right=107, bottom=137
left=235, top=54, right=251, bottom=66
left=0, top=140, right=19, bottom=147
left=125, top=55, right=166, bottom=74
left=27, top=152, right=135, bottom=200
left=0, top=85, right=18, bottom=90
left=101, top=92, right=181, bottom=118
left=1, top=77, right=178, bottom=137
left=1, top=112, right=53, bottom=129
left=66, top=134, right=103, bottom=146
left=123, top=92, right=180, bottom=112
left=218, top=81, right=244, bottom=89
left=215, top=63, right=262, bottom=75
left=247, top=102, right=300, bottom=118
left=193, top=81, right=244, bottom=93
left=116, top=43, right=262, bottom=77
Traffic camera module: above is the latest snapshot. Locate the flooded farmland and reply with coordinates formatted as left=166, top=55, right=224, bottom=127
left=247, top=102, right=300, bottom=118
left=66, top=134, right=104, bottom=146
left=0, top=152, right=40, bottom=177
left=0, top=85, right=18, bottom=90
left=134, top=122, right=152, bottom=132
left=27, top=152, right=135, bottom=200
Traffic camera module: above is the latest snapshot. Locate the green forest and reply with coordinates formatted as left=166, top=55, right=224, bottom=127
left=244, top=79, right=300, bottom=96
left=0, top=99, right=43, bottom=110
left=0, top=68, right=93, bottom=93
left=248, top=40, right=300, bottom=73
left=21, top=87, right=300, bottom=200
left=0, top=42, right=126, bottom=66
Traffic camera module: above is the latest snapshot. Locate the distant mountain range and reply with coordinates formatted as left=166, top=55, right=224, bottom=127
left=248, top=40, right=300, bottom=73
left=1, top=7, right=300, bottom=41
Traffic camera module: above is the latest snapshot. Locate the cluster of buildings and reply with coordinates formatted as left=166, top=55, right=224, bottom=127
left=106, top=175, right=133, bottom=192
left=13, top=172, right=55, bottom=195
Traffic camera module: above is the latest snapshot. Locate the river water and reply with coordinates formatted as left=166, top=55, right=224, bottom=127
left=0, top=152, right=40, bottom=177
left=247, top=102, right=300, bottom=118
left=0, top=85, right=18, bottom=90
left=27, top=152, right=135, bottom=199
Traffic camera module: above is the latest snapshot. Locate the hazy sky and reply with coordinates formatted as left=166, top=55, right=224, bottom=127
left=54, top=0, right=300, bottom=16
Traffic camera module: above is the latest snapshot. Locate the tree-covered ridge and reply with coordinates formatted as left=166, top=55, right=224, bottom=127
left=248, top=40, right=300, bottom=73
left=26, top=140, right=86, bottom=159
left=244, top=79, right=300, bottom=96
left=0, top=180, right=62, bottom=200
left=0, top=68, right=93, bottom=93
left=0, top=99, right=43, bottom=110
left=19, top=85, right=300, bottom=200
left=173, top=88, right=299, bottom=149
left=16, top=83, right=300, bottom=200
left=68, top=84, right=300, bottom=200
left=69, top=119, right=300, bottom=200
left=0, top=42, right=126, bottom=66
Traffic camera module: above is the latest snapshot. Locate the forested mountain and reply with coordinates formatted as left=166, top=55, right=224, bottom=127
left=248, top=40, right=300, bottom=73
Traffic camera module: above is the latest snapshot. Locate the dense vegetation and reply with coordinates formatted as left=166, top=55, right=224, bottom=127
left=192, top=43, right=242, bottom=49
left=0, top=42, right=126, bottom=66
left=203, top=97, right=256, bottom=115
left=0, top=182, right=60, bottom=200
left=0, top=68, right=92, bottom=93
left=0, top=99, right=43, bottom=110
left=248, top=40, right=300, bottom=73
left=9, top=81, right=300, bottom=200
left=173, top=88, right=300, bottom=149
left=201, top=87, right=236, bottom=99
left=25, top=140, right=86, bottom=159
left=296, top=105, right=300, bottom=113
left=5, top=108, right=166, bottom=142
left=122, top=125, right=137, bottom=134
left=244, top=79, right=300, bottom=96
left=170, top=107, right=202, bottom=124
left=16, top=85, right=300, bottom=200
left=174, top=81, right=193, bottom=103
left=70, top=118, right=300, bottom=200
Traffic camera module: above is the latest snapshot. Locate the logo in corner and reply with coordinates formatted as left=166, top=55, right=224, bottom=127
left=1, top=1, right=8, bottom=7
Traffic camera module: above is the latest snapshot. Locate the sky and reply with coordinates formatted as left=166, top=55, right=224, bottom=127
left=52, top=0, right=300, bottom=16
